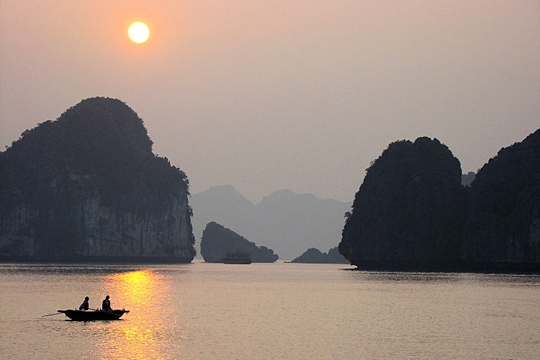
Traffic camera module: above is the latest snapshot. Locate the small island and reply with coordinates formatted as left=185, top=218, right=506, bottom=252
left=200, top=221, right=279, bottom=263
left=291, top=247, right=348, bottom=264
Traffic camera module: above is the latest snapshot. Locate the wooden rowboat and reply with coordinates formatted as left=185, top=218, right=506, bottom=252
left=57, top=309, right=129, bottom=321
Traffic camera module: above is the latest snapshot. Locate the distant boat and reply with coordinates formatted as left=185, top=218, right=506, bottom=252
left=223, top=251, right=252, bottom=264
left=57, top=309, right=129, bottom=321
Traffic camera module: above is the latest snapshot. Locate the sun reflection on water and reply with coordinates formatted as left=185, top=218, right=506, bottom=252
left=96, top=269, right=183, bottom=360
left=113, top=269, right=168, bottom=307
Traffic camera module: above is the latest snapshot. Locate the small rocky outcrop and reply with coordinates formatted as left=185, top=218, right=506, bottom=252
left=461, top=172, right=476, bottom=186
left=200, top=221, right=278, bottom=263
left=0, top=97, right=196, bottom=262
left=291, top=247, right=348, bottom=264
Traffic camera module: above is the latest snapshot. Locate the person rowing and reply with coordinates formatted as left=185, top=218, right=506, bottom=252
left=79, top=296, right=90, bottom=311
left=102, top=295, right=111, bottom=312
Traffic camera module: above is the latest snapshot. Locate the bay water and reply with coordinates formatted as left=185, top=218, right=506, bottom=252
left=1, top=261, right=539, bottom=359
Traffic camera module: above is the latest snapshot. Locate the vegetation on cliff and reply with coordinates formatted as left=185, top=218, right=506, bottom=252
left=200, top=221, right=279, bottom=263
left=339, top=131, right=540, bottom=272
left=464, top=129, right=540, bottom=265
left=2, top=97, right=187, bottom=211
left=339, top=137, right=466, bottom=269
left=0, top=97, right=195, bottom=261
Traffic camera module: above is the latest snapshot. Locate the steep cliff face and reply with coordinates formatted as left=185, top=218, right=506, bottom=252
left=200, top=221, right=278, bottom=263
left=339, top=131, right=540, bottom=272
left=339, top=137, right=466, bottom=269
left=0, top=97, right=195, bottom=262
left=464, top=129, right=540, bottom=266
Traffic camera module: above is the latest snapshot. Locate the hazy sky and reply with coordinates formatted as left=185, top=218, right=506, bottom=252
left=1, top=1, right=539, bottom=203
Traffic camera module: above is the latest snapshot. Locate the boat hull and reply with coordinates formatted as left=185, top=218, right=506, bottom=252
left=58, top=309, right=129, bottom=321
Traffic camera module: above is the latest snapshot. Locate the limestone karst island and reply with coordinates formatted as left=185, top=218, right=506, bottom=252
left=0, top=97, right=195, bottom=263
left=1, top=96, right=539, bottom=272
left=338, top=133, right=540, bottom=273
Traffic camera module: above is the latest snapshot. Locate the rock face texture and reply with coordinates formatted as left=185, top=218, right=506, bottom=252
left=200, top=222, right=278, bottom=263
left=0, top=97, right=195, bottom=262
left=339, top=132, right=540, bottom=272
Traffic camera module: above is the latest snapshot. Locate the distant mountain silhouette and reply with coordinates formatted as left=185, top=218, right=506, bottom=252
left=191, top=186, right=351, bottom=260
left=461, top=171, right=476, bottom=186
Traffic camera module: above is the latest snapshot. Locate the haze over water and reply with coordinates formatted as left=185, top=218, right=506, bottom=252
left=1, top=262, right=539, bottom=359
left=1, top=1, right=539, bottom=203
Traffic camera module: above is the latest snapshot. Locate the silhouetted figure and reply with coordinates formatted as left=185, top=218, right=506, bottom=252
left=79, top=296, right=89, bottom=311
left=102, top=295, right=111, bottom=311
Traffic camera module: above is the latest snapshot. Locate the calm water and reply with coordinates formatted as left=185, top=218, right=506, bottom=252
left=1, top=261, right=539, bottom=359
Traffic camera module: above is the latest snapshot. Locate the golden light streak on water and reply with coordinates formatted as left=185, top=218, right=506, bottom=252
left=96, top=269, right=182, bottom=360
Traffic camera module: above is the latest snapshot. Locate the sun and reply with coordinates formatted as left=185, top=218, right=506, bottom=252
left=128, top=21, right=150, bottom=44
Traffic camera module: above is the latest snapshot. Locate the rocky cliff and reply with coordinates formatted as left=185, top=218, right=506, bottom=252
left=0, top=97, right=196, bottom=262
left=339, top=137, right=467, bottom=270
left=463, top=129, right=540, bottom=268
left=339, top=132, right=540, bottom=272
left=291, top=247, right=348, bottom=264
left=200, top=221, right=278, bottom=263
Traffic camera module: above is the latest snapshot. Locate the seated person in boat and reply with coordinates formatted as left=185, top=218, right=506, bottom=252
left=79, top=296, right=90, bottom=311
left=102, top=295, right=111, bottom=311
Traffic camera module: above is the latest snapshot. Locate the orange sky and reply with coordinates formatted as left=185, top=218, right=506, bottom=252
left=1, top=0, right=539, bottom=202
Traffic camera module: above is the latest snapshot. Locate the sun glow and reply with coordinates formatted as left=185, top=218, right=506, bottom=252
left=128, top=21, right=150, bottom=44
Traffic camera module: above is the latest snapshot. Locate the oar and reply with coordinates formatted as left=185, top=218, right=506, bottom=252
left=42, top=312, right=63, bottom=317
left=42, top=307, right=100, bottom=317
